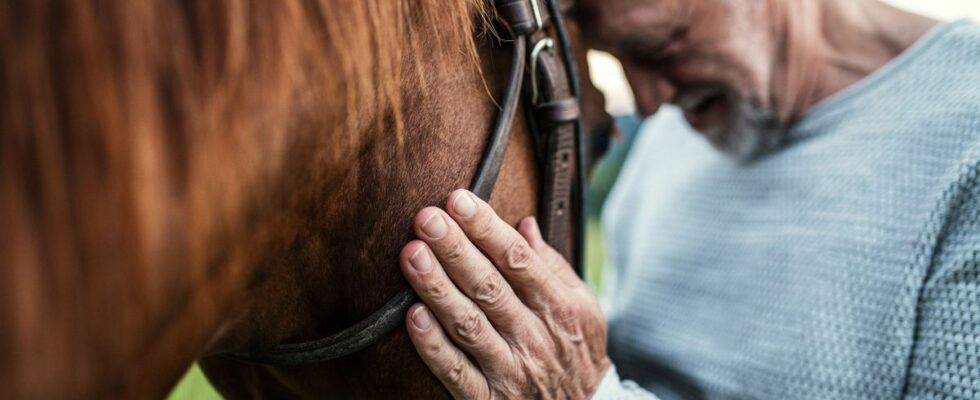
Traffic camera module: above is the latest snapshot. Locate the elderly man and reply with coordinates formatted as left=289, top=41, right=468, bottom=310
left=398, top=0, right=980, bottom=398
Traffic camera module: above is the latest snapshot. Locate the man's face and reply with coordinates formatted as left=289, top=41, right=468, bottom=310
left=577, top=0, right=785, bottom=158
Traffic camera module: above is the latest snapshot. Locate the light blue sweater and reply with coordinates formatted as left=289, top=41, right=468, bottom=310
left=596, top=20, right=980, bottom=399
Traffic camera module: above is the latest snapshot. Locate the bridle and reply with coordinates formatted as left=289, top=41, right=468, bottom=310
left=223, top=0, right=585, bottom=366
left=222, top=0, right=586, bottom=365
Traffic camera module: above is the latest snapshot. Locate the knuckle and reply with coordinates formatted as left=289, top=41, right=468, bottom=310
left=546, top=298, right=583, bottom=337
left=442, top=354, right=469, bottom=387
left=441, top=238, right=467, bottom=265
left=553, top=298, right=581, bottom=323
left=423, top=337, right=443, bottom=356
left=505, top=239, right=533, bottom=270
left=473, top=273, right=507, bottom=307
left=524, top=340, right=549, bottom=361
left=421, top=280, right=449, bottom=302
left=453, top=310, right=487, bottom=345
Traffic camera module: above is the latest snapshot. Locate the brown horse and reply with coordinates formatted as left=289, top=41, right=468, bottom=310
left=0, top=0, right=611, bottom=397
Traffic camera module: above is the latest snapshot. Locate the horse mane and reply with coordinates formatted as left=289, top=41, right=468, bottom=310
left=0, top=0, right=490, bottom=395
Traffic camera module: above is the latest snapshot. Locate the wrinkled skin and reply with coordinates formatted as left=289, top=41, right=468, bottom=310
left=580, top=0, right=782, bottom=159
left=403, top=190, right=609, bottom=399
left=576, top=0, right=935, bottom=159
left=401, top=0, right=938, bottom=398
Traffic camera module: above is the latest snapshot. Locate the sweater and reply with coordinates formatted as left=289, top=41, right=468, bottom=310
left=596, top=20, right=980, bottom=399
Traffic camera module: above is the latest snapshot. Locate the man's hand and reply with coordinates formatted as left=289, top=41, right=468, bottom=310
left=400, top=189, right=611, bottom=399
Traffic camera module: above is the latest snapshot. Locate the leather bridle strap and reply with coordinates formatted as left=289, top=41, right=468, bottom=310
left=544, top=0, right=588, bottom=280
left=220, top=0, right=582, bottom=366
left=517, top=0, right=584, bottom=274
left=471, top=35, right=527, bottom=199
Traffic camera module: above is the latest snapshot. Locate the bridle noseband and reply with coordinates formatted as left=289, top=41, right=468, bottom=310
left=222, top=0, right=586, bottom=366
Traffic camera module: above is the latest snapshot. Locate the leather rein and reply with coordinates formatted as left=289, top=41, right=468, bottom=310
left=221, top=0, right=587, bottom=366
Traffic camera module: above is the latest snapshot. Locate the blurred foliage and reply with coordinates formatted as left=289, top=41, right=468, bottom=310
left=585, top=218, right=606, bottom=293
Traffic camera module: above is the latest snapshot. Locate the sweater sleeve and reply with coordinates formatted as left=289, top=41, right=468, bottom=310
left=591, top=365, right=660, bottom=400
left=904, top=163, right=980, bottom=399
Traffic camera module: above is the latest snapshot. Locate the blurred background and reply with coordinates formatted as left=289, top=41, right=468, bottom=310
left=167, top=2, right=980, bottom=398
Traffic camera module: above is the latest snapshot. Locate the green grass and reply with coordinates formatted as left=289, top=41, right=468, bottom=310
left=167, top=364, right=220, bottom=400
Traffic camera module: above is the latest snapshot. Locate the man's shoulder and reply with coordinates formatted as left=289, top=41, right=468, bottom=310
left=929, top=19, right=980, bottom=65
left=941, top=19, right=980, bottom=48
left=919, top=20, right=980, bottom=103
left=912, top=20, right=980, bottom=167
left=874, top=20, right=980, bottom=107
left=852, top=20, right=980, bottom=166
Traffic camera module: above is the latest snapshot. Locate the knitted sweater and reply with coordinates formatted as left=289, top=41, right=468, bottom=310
left=596, top=20, right=980, bottom=399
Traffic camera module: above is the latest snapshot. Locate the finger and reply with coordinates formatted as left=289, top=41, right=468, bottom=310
left=400, top=241, right=513, bottom=369
left=516, top=217, right=595, bottom=344
left=442, top=190, right=564, bottom=307
left=517, top=217, right=582, bottom=289
left=413, top=207, right=538, bottom=328
left=407, top=304, right=491, bottom=400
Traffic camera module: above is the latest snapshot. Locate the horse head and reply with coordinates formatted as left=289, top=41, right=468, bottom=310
left=0, top=0, right=612, bottom=397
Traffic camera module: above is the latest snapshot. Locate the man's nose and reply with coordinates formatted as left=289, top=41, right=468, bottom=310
left=623, top=65, right=676, bottom=117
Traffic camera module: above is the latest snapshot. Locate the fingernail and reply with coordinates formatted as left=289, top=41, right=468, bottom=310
left=421, top=213, right=447, bottom=239
left=410, top=246, right=432, bottom=273
left=412, top=307, right=432, bottom=331
left=452, top=191, right=477, bottom=218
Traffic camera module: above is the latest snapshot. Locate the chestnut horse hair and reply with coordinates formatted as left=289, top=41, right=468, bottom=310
left=0, top=1, right=504, bottom=396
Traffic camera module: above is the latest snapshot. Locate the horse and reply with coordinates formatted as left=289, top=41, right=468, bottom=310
left=0, top=0, right=611, bottom=397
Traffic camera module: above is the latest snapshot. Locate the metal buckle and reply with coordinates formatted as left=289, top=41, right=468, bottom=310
left=529, top=37, right=554, bottom=105
left=528, top=0, right=544, bottom=32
